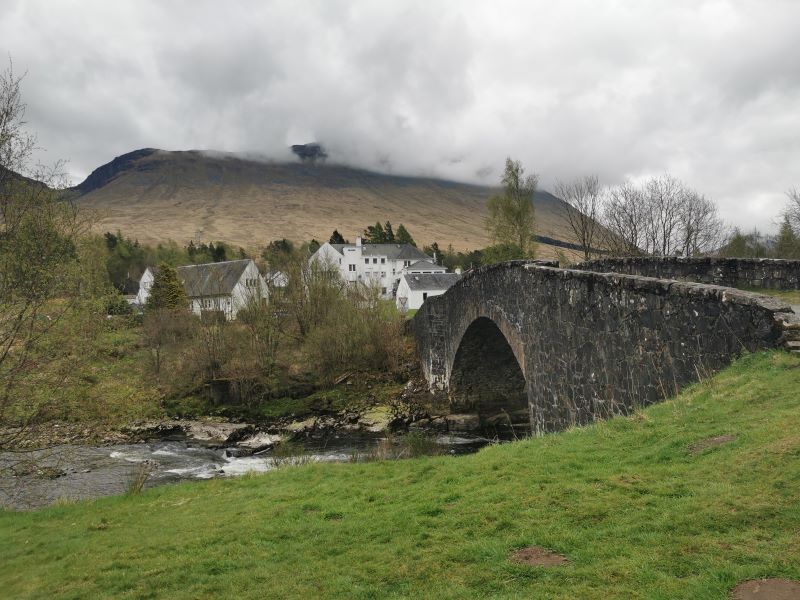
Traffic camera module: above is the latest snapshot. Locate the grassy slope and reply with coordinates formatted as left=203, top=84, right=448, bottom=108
left=2, top=351, right=800, bottom=599
left=75, top=150, right=578, bottom=257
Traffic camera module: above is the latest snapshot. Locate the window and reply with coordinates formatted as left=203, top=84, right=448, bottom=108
left=423, top=293, right=428, bottom=300
left=392, top=269, right=396, bottom=275
left=381, top=258, right=386, bottom=264
left=404, top=260, right=411, bottom=267
left=365, top=258, right=369, bottom=264
left=381, top=287, right=387, bottom=294
left=348, top=264, right=356, bottom=272
left=381, top=271, right=386, bottom=278
left=373, top=258, right=378, bottom=264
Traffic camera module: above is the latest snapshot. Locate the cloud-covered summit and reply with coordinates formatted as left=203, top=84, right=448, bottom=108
left=2, top=0, right=799, bottom=232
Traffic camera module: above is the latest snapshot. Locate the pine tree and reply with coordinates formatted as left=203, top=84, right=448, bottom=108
left=719, top=228, right=748, bottom=257
left=384, top=221, right=395, bottom=243
left=329, top=229, right=346, bottom=244
left=146, top=263, right=187, bottom=311
left=774, top=218, right=799, bottom=259
left=363, top=222, right=387, bottom=243
left=395, top=224, right=416, bottom=247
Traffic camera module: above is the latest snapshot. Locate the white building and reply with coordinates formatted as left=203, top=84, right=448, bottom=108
left=396, top=272, right=462, bottom=312
left=137, top=259, right=268, bottom=320
left=311, top=237, right=434, bottom=298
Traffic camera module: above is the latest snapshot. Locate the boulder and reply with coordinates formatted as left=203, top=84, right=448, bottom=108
left=445, top=413, right=481, bottom=432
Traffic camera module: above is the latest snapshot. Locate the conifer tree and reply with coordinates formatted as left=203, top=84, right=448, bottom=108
left=395, top=224, right=416, bottom=247
left=146, top=263, right=187, bottom=310
left=383, top=221, right=395, bottom=242
left=774, top=217, right=799, bottom=259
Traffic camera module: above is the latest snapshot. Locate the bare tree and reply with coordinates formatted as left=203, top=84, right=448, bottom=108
left=676, top=190, right=727, bottom=256
left=554, top=175, right=602, bottom=260
left=599, top=180, right=647, bottom=256
left=600, top=174, right=724, bottom=257
left=785, top=187, right=800, bottom=234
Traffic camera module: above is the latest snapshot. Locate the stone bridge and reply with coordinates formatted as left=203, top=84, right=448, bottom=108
left=411, top=260, right=800, bottom=435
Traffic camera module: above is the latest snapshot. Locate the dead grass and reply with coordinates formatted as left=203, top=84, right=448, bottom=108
left=75, top=151, right=580, bottom=256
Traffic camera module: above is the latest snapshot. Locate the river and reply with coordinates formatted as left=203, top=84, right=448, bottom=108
left=0, top=432, right=492, bottom=510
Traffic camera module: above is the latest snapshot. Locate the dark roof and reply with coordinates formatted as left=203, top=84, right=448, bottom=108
left=176, top=259, right=252, bottom=298
left=327, top=242, right=429, bottom=261
left=407, top=260, right=446, bottom=271
left=403, top=272, right=461, bottom=291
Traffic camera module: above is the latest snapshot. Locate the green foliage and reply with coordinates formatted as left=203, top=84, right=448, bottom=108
left=329, top=229, right=346, bottom=244
left=718, top=228, right=770, bottom=258
left=395, top=223, right=416, bottom=247
left=774, top=217, right=800, bottom=259
left=363, top=221, right=390, bottom=243
left=2, top=352, right=799, bottom=598
left=145, top=263, right=187, bottom=311
left=486, top=157, right=538, bottom=258
left=383, top=221, right=395, bottom=242
left=481, top=243, right=525, bottom=265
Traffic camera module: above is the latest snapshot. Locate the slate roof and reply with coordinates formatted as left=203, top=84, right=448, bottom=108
left=403, top=272, right=461, bottom=291
left=407, top=260, right=446, bottom=271
left=327, top=243, right=429, bottom=261
left=176, top=259, right=251, bottom=298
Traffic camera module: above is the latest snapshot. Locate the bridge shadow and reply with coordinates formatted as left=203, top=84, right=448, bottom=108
left=449, top=317, right=530, bottom=435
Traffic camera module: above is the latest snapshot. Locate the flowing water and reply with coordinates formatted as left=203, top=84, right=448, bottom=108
left=0, top=433, right=492, bottom=510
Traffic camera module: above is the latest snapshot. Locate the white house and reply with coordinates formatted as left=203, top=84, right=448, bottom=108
left=137, top=259, right=268, bottom=320
left=311, top=237, right=434, bottom=298
left=405, top=260, right=447, bottom=274
left=396, top=272, right=462, bottom=312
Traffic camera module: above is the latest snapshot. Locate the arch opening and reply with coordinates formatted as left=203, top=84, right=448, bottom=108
left=449, top=317, right=529, bottom=435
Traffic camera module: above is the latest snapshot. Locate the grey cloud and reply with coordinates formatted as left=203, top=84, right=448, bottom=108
left=1, top=0, right=799, bottom=232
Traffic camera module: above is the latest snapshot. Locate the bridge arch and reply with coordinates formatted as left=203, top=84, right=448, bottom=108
left=412, top=261, right=795, bottom=435
left=447, top=316, right=530, bottom=429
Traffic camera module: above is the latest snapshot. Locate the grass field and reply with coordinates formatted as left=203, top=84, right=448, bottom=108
left=758, top=288, right=800, bottom=306
left=2, top=351, right=799, bottom=599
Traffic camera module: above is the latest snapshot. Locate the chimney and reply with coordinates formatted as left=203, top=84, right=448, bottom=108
left=355, top=236, right=362, bottom=247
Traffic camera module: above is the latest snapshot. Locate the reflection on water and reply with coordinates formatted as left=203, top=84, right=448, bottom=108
left=0, top=434, right=491, bottom=510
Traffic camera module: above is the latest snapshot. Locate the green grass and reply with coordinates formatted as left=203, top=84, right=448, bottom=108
left=2, top=351, right=800, bottom=599
left=739, top=286, right=800, bottom=306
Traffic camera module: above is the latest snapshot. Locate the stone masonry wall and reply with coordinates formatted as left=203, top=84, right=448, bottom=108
left=412, top=261, right=797, bottom=435
left=574, top=257, right=800, bottom=290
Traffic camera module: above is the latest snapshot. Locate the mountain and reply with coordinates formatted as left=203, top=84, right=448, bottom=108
left=71, top=148, right=578, bottom=256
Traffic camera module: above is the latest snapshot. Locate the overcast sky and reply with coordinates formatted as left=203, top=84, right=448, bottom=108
left=2, top=0, right=799, bottom=232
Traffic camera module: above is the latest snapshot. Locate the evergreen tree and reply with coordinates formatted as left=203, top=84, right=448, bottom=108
left=395, top=224, right=416, bottom=247
left=363, top=222, right=387, bottom=243
left=719, top=228, right=749, bottom=258
left=329, top=229, right=346, bottom=244
left=424, top=242, right=441, bottom=263
left=146, top=263, right=187, bottom=311
left=187, top=240, right=197, bottom=259
left=774, top=218, right=799, bottom=259
left=383, top=221, right=395, bottom=243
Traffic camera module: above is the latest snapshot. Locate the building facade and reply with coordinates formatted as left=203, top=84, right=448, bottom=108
left=137, top=259, right=267, bottom=320
left=311, top=237, right=434, bottom=298
left=396, top=272, right=462, bottom=312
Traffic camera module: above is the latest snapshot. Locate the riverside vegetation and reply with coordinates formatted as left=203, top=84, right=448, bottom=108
left=1, top=351, right=799, bottom=599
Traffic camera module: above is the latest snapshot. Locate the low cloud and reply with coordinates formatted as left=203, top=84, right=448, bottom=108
left=2, top=0, right=799, bottom=231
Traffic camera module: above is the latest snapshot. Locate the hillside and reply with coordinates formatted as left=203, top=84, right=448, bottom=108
left=71, top=149, right=579, bottom=256
left=2, top=351, right=799, bottom=598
